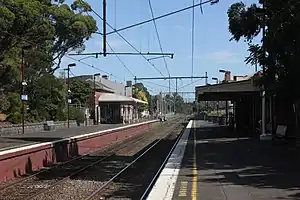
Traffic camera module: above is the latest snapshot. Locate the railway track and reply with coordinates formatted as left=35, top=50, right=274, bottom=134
left=85, top=122, right=186, bottom=200
left=32, top=120, right=185, bottom=200
left=0, top=118, right=184, bottom=200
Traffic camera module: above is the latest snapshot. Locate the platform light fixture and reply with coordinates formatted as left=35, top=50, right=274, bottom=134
left=67, top=63, right=76, bottom=128
left=93, top=73, right=101, bottom=125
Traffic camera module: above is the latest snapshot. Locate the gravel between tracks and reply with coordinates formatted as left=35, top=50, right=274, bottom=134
left=0, top=117, right=184, bottom=200
left=89, top=122, right=186, bottom=200
left=30, top=119, right=185, bottom=200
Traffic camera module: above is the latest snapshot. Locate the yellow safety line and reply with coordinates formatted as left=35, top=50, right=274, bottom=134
left=192, top=120, right=197, bottom=200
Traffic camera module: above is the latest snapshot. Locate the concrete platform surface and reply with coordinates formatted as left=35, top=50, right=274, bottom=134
left=0, top=121, right=147, bottom=151
left=172, top=120, right=300, bottom=200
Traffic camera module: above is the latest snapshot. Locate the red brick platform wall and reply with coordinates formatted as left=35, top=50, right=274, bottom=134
left=0, top=121, right=155, bottom=183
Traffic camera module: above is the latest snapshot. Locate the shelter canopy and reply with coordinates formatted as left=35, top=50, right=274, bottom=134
left=98, top=93, right=148, bottom=104
left=196, top=79, right=260, bottom=101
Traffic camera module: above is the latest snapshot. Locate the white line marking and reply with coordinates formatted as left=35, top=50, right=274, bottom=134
left=146, top=120, right=193, bottom=200
left=0, top=120, right=157, bottom=156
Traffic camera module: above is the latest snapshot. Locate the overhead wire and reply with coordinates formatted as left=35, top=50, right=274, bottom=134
left=147, top=0, right=171, bottom=78
left=65, top=56, right=123, bottom=81
left=89, top=8, right=165, bottom=77
left=147, top=0, right=175, bottom=90
left=142, top=80, right=176, bottom=90
left=106, top=41, right=135, bottom=77
left=105, top=0, right=218, bottom=35
left=0, top=30, right=123, bottom=81
left=178, top=78, right=204, bottom=90
left=82, top=9, right=135, bottom=79
left=69, top=69, right=76, bottom=77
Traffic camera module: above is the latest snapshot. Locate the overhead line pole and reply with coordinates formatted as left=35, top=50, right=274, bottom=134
left=103, top=0, right=107, bottom=57
left=89, top=7, right=170, bottom=77
left=135, top=75, right=207, bottom=114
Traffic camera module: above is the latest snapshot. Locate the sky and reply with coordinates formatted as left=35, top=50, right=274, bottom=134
left=59, top=0, right=259, bottom=99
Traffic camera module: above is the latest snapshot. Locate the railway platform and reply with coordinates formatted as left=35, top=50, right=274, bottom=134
left=0, top=122, right=146, bottom=151
left=147, top=120, right=300, bottom=200
left=0, top=120, right=158, bottom=183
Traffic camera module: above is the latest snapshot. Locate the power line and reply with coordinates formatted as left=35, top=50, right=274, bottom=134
left=106, top=41, right=135, bottom=77
left=0, top=30, right=124, bottom=81
left=65, top=56, right=123, bottom=81
left=90, top=7, right=165, bottom=77
left=142, top=80, right=176, bottom=90
left=178, top=78, right=204, bottom=89
left=148, top=0, right=171, bottom=77
left=83, top=7, right=136, bottom=79
left=148, top=0, right=174, bottom=91
left=69, top=69, right=76, bottom=77
left=105, top=0, right=219, bottom=35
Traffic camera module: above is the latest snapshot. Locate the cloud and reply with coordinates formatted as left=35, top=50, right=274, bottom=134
left=200, top=51, right=243, bottom=64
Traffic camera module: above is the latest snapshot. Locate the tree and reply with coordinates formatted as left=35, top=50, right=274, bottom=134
left=227, top=0, right=300, bottom=100
left=133, top=83, right=150, bottom=112
left=227, top=0, right=300, bottom=134
left=0, top=0, right=97, bottom=123
left=0, top=93, right=10, bottom=113
left=0, top=0, right=97, bottom=72
left=27, top=74, right=65, bottom=121
left=70, top=79, right=92, bottom=106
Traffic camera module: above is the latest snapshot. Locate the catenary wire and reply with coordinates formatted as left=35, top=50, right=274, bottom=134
left=104, top=0, right=218, bottom=35
left=148, top=0, right=175, bottom=89
left=89, top=7, right=165, bottom=77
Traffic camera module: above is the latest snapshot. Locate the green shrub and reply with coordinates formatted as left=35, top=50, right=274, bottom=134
left=6, top=112, right=22, bottom=124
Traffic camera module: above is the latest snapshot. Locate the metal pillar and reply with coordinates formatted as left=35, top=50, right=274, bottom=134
left=103, top=0, right=107, bottom=57
left=21, top=48, right=25, bottom=134
left=67, top=67, right=70, bottom=128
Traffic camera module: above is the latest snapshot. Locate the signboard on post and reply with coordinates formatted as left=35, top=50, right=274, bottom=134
left=21, top=94, right=28, bottom=101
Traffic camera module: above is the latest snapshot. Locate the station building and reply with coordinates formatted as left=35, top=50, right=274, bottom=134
left=71, top=75, right=148, bottom=124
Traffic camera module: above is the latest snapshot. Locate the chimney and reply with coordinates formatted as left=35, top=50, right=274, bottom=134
left=102, top=75, right=108, bottom=80
left=224, top=71, right=231, bottom=82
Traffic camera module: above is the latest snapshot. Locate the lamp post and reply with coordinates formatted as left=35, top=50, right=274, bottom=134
left=66, top=63, right=76, bottom=128
left=21, top=45, right=31, bottom=134
left=219, top=69, right=231, bottom=124
left=212, top=77, right=220, bottom=118
left=93, top=73, right=101, bottom=125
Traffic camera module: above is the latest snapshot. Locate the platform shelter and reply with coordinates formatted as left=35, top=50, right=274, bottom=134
left=196, top=78, right=263, bottom=137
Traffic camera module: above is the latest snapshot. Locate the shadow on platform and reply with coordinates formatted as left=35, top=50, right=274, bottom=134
left=179, top=123, right=300, bottom=199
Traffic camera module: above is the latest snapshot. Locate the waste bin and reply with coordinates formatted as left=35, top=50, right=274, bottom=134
left=44, top=121, right=55, bottom=131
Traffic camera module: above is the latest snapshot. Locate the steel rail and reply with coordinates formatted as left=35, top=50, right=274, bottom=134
left=139, top=122, right=186, bottom=199
left=23, top=132, right=151, bottom=200
left=85, top=122, right=185, bottom=200
left=0, top=129, right=147, bottom=192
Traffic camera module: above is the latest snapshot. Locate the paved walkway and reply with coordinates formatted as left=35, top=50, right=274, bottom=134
left=0, top=121, right=150, bottom=151
left=173, top=120, right=300, bottom=200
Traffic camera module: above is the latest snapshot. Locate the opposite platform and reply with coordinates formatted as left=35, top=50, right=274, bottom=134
left=0, top=120, right=157, bottom=182
left=0, top=120, right=149, bottom=152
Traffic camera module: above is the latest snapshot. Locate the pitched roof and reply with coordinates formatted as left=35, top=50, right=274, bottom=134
left=0, top=113, right=7, bottom=121
left=98, top=93, right=133, bottom=103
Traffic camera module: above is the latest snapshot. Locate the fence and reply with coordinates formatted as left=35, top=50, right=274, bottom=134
left=0, top=119, right=94, bottom=136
